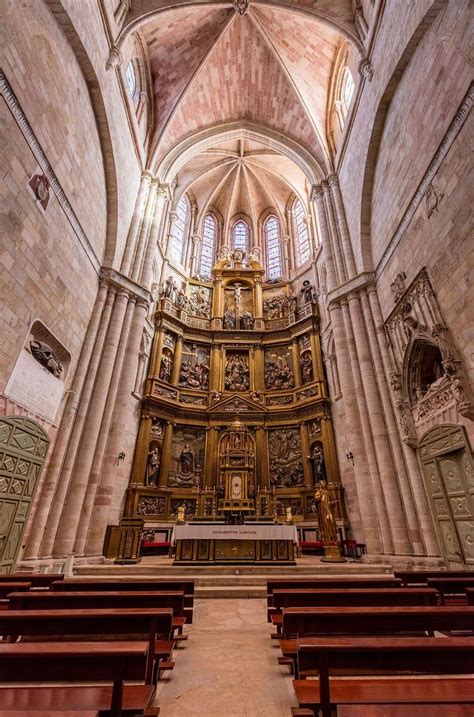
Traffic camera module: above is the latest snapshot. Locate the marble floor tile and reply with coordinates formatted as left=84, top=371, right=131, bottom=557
left=154, top=598, right=296, bottom=716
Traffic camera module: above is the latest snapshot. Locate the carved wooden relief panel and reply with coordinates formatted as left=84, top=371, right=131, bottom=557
left=419, top=425, right=474, bottom=568
left=0, top=417, right=49, bottom=573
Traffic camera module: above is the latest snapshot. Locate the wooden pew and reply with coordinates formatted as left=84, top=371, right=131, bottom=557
left=267, top=578, right=402, bottom=621
left=7, top=588, right=189, bottom=620
left=466, top=587, right=474, bottom=604
left=0, top=712, right=98, bottom=717
left=272, top=588, right=439, bottom=635
left=0, top=573, right=64, bottom=588
left=53, top=578, right=195, bottom=609
left=293, top=636, right=474, bottom=717
left=0, top=641, right=155, bottom=717
left=278, top=606, right=474, bottom=674
left=337, top=705, right=474, bottom=717
left=0, top=607, right=174, bottom=684
left=395, top=570, right=474, bottom=586
left=0, top=582, right=31, bottom=599
left=426, top=577, right=474, bottom=604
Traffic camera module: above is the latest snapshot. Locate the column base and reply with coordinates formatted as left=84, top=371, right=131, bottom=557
left=361, top=553, right=445, bottom=570
left=321, top=544, right=346, bottom=562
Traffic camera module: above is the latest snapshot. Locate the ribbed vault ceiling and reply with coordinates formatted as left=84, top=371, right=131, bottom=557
left=121, top=0, right=359, bottom=224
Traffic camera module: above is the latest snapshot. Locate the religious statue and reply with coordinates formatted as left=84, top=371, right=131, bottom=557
left=240, top=311, right=254, bottom=330
left=223, top=309, right=236, bottom=329
left=299, top=352, right=314, bottom=383
left=176, top=285, right=189, bottom=310
left=300, top=280, right=317, bottom=305
left=159, top=353, right=173, bottom=381
left=264, top=356, right=295, bottom=390
left=29, top=340, right=63, bottom=378
left=145, top=446, right=160, bottom=486
left=234, top=283, right=242, bottom=306
left=308, top=444, right=327, bottom=484
left=285, top=506, right=293, bottom=524
left=179, top=360, right=210, bottom=389
left=188, top=286, right=211, bottom=318
left=313, top=481, right=338, bottom=542
left=176, top=504, right=186, bottom=524
left=179, top=444, right=194, bottom=475
left=163, top=276, right=177, bottom=302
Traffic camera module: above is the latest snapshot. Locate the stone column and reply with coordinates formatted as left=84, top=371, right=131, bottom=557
left=255, top=427, right=269, bottom=489
left=285, top=208, right=296, bottom=271
left=170, top=335, right=183, bottom=385
left=281, top=235, right=291, bottom=279
left=322, top=181, right=346, bottom=285
left=328, top=301, right=383, bottom=553
left=131, top=179, right=158, bottom=283
left=120, top=171, right=153, bottom=276
left=299, top=423, right=313, bottom=488
left=38, top=284, right=116, bottom=559
left=24, top=282, right=108, bottom=560
left=52, top=289, right=130, bottom=557
left=311, top=185, right=336, bottom=290
left=367, top=286, right=440, bottom=556
left=140, top=184, right=171, bottom=288
left=346, top=292, right=412, bottom=555
left=190, top=234, right=201, bottom=277
left=165, top=211, right=178, bottom=258
left=159, top=421, right=173, bottom=488
left=74, top=293, right=137, bottom=556
left=327, top=175, right=356, bottom=278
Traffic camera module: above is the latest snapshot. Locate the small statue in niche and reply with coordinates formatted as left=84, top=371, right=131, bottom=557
left=179, top=443, right=194, bottom=475
left=224, top=309, right=236, bottom=329
left=240, top=311, right=254, bottom=330
left=286, top=506, right=293, bottom=524
left=313, top=480, right=338, bottom=542
left=159, top=353, right=173, bottom=382
left=163, top=276, right=177, bottom=302
left=176, top=504, right=186, bottom=524
left=145, top=446, right=160, bottom=486
left=308, top=444, right=327, bottom=484
left=300, top=280, right=317, bottom=305
left=451, top=376, right=466, bottom=407
left=204, top=497, right=213, bottom=517
left=299, top=352, right=314, bottom=383
left=234, top=283, right=242, bottom=307
left=29, top=340, right=63, bottom=378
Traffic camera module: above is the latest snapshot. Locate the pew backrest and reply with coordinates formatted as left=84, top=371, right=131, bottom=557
left=395, top=571, right=474, bottom=585
left=273, top=587, right=439, bottom=615
left=426, top=577, right=474, bottom=602
left=53, top=579, right=195, bottom=607
left=0, top=573, right=64, bottom=588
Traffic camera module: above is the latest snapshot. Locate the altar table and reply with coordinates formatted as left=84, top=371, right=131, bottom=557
left=172, top=523, right=297, bottom=564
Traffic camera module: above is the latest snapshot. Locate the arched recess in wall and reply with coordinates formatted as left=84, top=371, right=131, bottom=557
left=44, top=0, right=120, bottom=267
left=358, top=0, right=448, bottom=271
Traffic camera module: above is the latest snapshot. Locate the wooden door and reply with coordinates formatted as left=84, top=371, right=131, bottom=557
left=419, top=425, right=474, bottom=569
left=0, top=417, right=49, bottom=573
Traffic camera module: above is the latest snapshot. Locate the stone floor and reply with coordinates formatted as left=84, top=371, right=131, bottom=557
left=153, top=598, right=296, bottom=716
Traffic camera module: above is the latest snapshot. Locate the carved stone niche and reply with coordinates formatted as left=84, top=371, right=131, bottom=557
left=385, top=269, right=473, bottom=434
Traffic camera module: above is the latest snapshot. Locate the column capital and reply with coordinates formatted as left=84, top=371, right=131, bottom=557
left=310, top=184, right=324, bottom=203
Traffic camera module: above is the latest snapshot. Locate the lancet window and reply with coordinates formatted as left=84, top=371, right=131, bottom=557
left=293, top=198, right=310, bottom=265
left=264, top=215, right=283, bottom=280
left=170, top=195, right=190, bottom=265
left=199, top=214, right=217, bottom=278
left=232, top=220, right=250, bottom=253
left=125, top=61, right=137, bottom=100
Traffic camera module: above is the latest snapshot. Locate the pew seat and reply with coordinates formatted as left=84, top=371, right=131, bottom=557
left=293, top=677, right=474, bottom=716
left=0, top=685, right=156, bottom=716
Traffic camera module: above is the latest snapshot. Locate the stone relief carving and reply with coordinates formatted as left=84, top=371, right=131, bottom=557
left=264, top=346, right=295, bottom=390
left=275, top=497, right=302, bottom=517
left=29, top=340, right=63, bottom=378
left=263, top=292, right=296, bottom=319
left=179, top=342, right=210, bottom=390
left=390, top=271, right=406, bottom=303
left=28, top=172, right=50, bottom=211
left=187, top=285, right=212, bottom=318
left=425, top=182, right=444, bottom=219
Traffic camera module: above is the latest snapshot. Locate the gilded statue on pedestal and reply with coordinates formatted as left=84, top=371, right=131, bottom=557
left=313, top=480, right=338, bottom=542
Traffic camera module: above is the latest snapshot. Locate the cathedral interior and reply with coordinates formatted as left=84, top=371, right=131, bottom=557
left=1, top=2, right=473, bottom=714
left=0, top=0, right=472, bottom=573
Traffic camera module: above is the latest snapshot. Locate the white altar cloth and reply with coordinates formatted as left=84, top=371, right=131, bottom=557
left=172, top=523, right=298, bottom=542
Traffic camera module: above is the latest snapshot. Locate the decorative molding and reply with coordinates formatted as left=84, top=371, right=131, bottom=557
left=326, top=271, right=375, bottom=308
left=376, top=83, right=473, bottom=278
left=0, top=69, right=101, bottom=275
left=100, top=266, right=152, bottom=305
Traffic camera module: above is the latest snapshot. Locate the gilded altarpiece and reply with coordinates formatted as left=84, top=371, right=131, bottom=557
left=114, top=250, right=348, bottom=560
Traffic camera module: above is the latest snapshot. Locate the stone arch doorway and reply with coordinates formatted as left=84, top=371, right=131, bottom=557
left=0, top=417, right=49, bottom=573
left=418, top=424, right=473, bottom=569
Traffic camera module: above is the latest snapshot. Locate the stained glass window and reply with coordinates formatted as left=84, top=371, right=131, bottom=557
left=293, top=199, right=311, bottom=265
left=232, top=220, right=250, bottom=253
left=264, top=215, right=283, bottom=280
left=170, top=195, right=189, bottom=265
left=199, top=214, right=217, bottom=278
left=125, top=61, right=137, bottom=99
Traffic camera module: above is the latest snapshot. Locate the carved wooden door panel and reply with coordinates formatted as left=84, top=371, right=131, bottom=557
left=420, top=431, right=474, bottom=569
left=0, top=417, right=49, bottom=573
